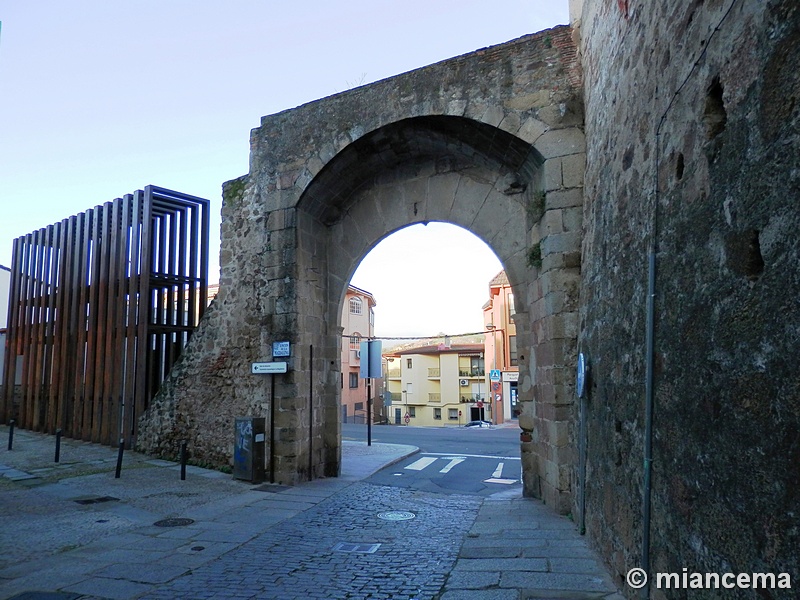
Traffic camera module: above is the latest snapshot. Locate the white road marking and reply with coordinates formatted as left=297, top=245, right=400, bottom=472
left=439, top=457, right=466, bottom=473
left=492, top=462, right=504, bottom=478
left=484, top=478, right=518, bottom=485
left=404, top=457, right=438, bottom=471
left=423, top=452, right=520, bottom=461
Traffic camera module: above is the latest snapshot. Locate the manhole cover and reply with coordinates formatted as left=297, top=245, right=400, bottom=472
left=377, top=511, right=416, bottom=521
left=332, top=542, right=381, bottom=553
left=153, top=517, right=195, bottom=527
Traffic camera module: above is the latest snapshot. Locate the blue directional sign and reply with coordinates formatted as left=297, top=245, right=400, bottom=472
left=359, top=340, right=383, bottom=379
left=489, top=369, right=501, bottom=382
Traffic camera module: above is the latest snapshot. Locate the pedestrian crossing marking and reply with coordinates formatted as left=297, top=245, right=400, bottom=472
left=404, top=457, right=438, bottom=471
left=400, top=456, right=519, bottom=484
left=439, top=457, right=466, bottom=473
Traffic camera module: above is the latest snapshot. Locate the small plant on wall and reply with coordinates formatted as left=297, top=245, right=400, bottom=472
left=527, top=244, right=542, bottom=269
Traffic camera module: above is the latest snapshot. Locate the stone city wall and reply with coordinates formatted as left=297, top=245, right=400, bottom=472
left=577, top=0, right=799, bottom=594
left=138, top=26, right=587, bottom=502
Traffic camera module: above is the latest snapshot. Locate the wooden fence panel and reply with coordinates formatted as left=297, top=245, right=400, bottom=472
left=0, top=186, right=209, bottom=449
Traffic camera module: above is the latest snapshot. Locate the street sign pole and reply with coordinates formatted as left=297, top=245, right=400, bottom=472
left=367, top=378, right=372, bottom=446
left=360, top=340, right=383, bottom=446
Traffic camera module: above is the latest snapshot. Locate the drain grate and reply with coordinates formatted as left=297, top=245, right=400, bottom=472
left=73, top=496, right=119, bottom=505
left=153, top=517, right=195, bottom=527
left=377, top=511, right=416, bottom=521
left=332, top=542, right=381, bottom=554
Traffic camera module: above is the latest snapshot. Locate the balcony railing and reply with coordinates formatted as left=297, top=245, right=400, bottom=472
left=384, top=391, right=401, bottom=403
left=428, top=393, right=441, bottom=403
left=460, top=393, right=486, bottom=403
left=428, top=368, right=440, bottom=378
left=459, top=369, right=485, bottom=377
left=386, top=369, right=401, bottom=379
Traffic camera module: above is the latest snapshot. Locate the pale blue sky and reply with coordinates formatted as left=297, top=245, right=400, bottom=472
left=0, top=1, right=569, bottom=337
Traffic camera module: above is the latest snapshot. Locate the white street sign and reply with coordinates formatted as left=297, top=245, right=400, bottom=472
left=272, top=341, right=291, bottom=357
left=252, top=362, right=288, bottom=374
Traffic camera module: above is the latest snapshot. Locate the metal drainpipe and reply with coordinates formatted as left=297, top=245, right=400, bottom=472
left=309, top=344, right=314, bottom=479
left=579, top=390, right=588, bottom=535
left=640, top=5, right=739, bottom=596
left=641, top=247, right=656, bottom=598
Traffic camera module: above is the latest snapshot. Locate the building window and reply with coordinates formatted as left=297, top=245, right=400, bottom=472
left=470, top=356, right=484, bottom=376
left=350, top=334, right=361, bottom=350
left=434, top=408, right=442, bottom=420
left=509, top=335, right=518, bottom=366
left=448, top=408, right=459, bottom=420
left=370, top=309, right=374, bottom=326
left=349, top=372, right=359, bottom=388
left=349, top=297, right=362, bottom=315
left=409, top=406, right=416, bottom=417
left=355, top=402, right=364, bottom=411
left=406, top=383, right=413, bottom=395
left=508, top=293, right=516, bottom=318
left=407, top=358, right=413, bottom=369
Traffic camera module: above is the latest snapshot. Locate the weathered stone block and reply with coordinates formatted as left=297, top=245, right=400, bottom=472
left=542, top=157, right=563, bottom=191
left=517, top=116, right=549, bottom=144
left=561, top=152, right=585, bottom=188
left=545, top=188, right=583, bottom=209
left=534, top=128, right=586, bottom=159
left=540, top=231, right=582, bottom=256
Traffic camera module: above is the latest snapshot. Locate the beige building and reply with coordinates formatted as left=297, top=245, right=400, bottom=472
left=340, top=285, right=376, bottom=423
left=482, top=271, right=519, bottom=423
left=384, top=343, right=486, bottom=427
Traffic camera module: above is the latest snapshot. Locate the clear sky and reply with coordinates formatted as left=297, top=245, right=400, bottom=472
left=0, top=1, right=569, bottom=337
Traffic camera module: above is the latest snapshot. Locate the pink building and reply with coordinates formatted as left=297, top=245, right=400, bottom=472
left=340, top=285, right=377, bottom=423
left=482, top=270, right=519, bottom=422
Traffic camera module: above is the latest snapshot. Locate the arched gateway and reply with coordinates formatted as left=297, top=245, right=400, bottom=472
left=138, top=26, right=585, bottom=513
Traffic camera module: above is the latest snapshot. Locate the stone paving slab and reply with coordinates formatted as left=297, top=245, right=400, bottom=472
left=440, top=497, right=621, bottom=600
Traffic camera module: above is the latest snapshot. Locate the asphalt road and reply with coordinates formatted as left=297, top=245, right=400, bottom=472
left=342, top=422, right=522, bottom=497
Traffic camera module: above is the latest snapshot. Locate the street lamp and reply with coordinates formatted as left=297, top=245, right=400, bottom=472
left=485, top=324, right=503, bottom=423
left=485, top=324, right=499, bottom=370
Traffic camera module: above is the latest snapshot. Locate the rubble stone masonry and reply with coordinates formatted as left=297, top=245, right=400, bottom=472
left=577, top=0, right=799, bottom=594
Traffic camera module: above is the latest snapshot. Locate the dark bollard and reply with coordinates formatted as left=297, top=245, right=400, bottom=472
left=180, top=441, right=187, bottom=481
left=7, top=420, right=14, bottom=451
left=115, top=439, right=124, bottom=479
left=55, top=429, right=62, bottom=462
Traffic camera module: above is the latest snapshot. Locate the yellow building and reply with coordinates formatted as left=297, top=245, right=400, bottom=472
left=384, top=343, right=487, bottom=427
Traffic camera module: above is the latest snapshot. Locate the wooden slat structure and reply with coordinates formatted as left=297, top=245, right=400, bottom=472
left=0, top=186, right=209, bottom=447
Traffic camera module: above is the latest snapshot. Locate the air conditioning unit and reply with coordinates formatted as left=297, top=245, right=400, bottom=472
left=459, top=379, right=468, bottom=386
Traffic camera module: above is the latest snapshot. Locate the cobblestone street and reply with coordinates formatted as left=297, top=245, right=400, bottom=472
left=139, top=483, right=481, bottom=600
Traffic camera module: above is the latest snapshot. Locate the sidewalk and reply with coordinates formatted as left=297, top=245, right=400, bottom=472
left=0, top=425, right=621, bottom=600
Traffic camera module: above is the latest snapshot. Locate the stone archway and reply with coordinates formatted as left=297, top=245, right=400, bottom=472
left=137, top=26, right=585, bottom=514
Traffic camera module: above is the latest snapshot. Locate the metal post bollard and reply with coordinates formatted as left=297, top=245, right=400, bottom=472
left=180, top=441, right=187, bottom=481
left=55, top=429, right=62, bottom=462
left=115, top=439, right=124, bottom=479
left=7, top=420, right=15, bottom=451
